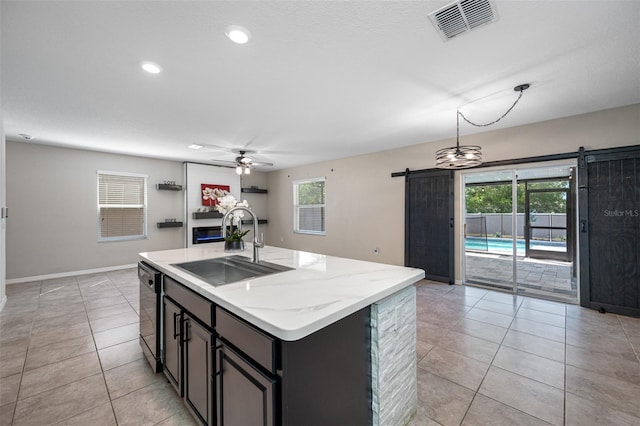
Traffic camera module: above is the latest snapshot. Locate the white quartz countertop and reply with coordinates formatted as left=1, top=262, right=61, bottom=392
left=140, top=245, right=424, bottom=341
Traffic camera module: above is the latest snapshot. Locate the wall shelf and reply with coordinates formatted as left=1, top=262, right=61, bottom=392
left=157, top=221, right=184, bottom=228
left=241, top=187, right=268, bottom=194
left=157, top=183, right=183, bottom=191
left=193, top=211, right=223, bottom=220
left=241, top=219, right=268, bottom=225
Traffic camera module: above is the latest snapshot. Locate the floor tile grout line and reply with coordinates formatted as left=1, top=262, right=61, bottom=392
left=422, top=288, right=557, bottom=425
left=419, top=358, right=558, bottom=425
left=466, top=393, right=557, bottom=426
left=12, top=373, right=105, bottom=415
left=84, top=272, right=124, bottom=426
left=485, top=364, right=567, bottom=392
left=11, top=278, right=60, bottom=413
left=616, top=314, right=640, bottom=364
left=418, top=283, right=568, bottom=425
left=4, top=274, right=140, bottom=425
left=562, top=388, right=640, bottom=422
left=10, top=279, right=41, bottom=424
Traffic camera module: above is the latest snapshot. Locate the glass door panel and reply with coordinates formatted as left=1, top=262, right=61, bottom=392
left=464, top=170, right=515, bottom=292
left=516, top=169, right=577, bottom=302
left=525, top=189, right=569, bottom=261
left=464, top=165, right=578, bottom=303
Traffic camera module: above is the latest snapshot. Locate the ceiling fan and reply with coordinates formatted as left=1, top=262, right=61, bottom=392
left=209, top=148, right=274, bottom=175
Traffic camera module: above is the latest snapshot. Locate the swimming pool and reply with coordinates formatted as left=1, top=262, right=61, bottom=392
left=465, top=237, right=566, bottom=255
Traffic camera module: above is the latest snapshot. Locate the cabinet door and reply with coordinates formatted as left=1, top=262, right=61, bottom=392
left=163, top=296, right=182, bottom=394
left=216, top=342, right=276, bottom=426
left=184, top=315, right=213, bottom=425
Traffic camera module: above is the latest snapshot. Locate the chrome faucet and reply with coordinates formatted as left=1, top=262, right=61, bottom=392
left=221, top=206, right=264, bottom=263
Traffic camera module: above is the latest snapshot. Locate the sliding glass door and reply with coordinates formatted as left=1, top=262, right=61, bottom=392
left=463, top=164, right=578, bottom=303
left=464, top=170, right=516, bottom=292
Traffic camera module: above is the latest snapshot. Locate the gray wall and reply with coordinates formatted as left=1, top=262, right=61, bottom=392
left=267, top=104, right=640, bottom=272
left=6, top=142, right=185, bottom=279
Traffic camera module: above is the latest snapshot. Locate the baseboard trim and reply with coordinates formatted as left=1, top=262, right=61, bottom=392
left=6, top=263, right=138, bottom=285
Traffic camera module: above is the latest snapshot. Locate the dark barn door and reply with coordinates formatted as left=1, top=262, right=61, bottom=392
left=578, top=146, right=640, bottom=317
left=405, top=170, right=454, bottom=283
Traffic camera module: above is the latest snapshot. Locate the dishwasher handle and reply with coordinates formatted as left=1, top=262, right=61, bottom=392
left=138, top=263, right=160, bottom=290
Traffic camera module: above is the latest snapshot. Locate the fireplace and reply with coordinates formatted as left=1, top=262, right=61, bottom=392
left=192, top=225, right=237, bottom=245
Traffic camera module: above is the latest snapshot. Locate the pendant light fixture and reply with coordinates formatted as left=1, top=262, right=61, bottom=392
left=436, top=84, right=530, bottom=169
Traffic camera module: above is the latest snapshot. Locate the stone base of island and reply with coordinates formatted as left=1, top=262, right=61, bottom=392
left=139, top=244, right=424, bottom=426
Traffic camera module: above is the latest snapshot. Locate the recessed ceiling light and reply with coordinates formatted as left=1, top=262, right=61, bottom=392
left=225, top=25, right=251, bottom=44
left=140, top=61, right=162, bottom=74
left=188, top=144, right=204, bottom=150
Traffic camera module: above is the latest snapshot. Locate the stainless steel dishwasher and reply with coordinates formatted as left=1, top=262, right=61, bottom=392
left=138, top=262, right=163, bottom=372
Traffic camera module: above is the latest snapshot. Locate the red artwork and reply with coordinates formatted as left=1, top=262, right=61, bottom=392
left=201, top=184, right=230, bottom=207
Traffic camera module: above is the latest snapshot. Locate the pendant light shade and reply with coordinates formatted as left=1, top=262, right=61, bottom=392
left=435, top=110, right=482, bottom=169
left=435, top=84, right=530, bottom=169
left=435, top=144, right=482, bottom=169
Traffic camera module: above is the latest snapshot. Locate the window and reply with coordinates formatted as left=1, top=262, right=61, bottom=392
left=97, top=171, right=147, bottom=241
left=294, top=178, right=326, bottom=235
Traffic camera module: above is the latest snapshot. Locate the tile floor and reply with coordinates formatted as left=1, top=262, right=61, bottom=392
left=412, top=280, right=640, bottom=426
left=0, top=269, right=197, bottom=426
left=1, top=270, right=639, bottom=425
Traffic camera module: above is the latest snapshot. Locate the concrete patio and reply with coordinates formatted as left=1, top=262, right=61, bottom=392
left=465, top=251, right=577, bottom=303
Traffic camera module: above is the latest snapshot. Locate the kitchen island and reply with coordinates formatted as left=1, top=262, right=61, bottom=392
left=140, top=244, right=424, bottom=426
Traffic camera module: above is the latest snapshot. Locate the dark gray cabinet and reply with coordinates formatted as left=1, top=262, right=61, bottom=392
left=216, top=342, right=276, bottom=426
left=162, top=277, right=371, bottom=426
left=215, top=307, right=278, bottom=425
left=184, top=314, right=214, bottom=425
left=163, top=296, right=181, bottom=393
left=163, top=276, right=215, bottom=426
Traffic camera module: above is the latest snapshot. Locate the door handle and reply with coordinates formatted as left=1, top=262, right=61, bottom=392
left=580, top=220, right=587, bottom=233
left=182, top=318, right=191, bottom=343
left=173, top=312, right=180, bottom=339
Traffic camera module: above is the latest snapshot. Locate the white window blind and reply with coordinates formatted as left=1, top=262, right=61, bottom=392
left=97, top=171, right=147, bottom=241
left=294, top=178, right=326, bottom=235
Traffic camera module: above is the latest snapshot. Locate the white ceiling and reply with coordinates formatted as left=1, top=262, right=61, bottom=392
left=2, top=1, right=639, bottom=171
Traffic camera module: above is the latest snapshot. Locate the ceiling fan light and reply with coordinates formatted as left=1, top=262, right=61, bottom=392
left=236, top=166, right=243, bottom=175
left=244, top=167, right=251, bottom=175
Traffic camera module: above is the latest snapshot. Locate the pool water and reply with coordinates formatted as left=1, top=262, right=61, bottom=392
left=465, top=237, right=566, bottom=255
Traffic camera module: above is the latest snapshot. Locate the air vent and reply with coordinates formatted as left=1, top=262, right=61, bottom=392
left=428, top=0, right=498, bottom=41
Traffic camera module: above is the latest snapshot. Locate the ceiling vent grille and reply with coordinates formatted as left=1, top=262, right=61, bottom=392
left=428, top=0, right=498, bottom=41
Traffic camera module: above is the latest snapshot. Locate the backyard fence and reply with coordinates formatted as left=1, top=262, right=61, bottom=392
left=466, top=213, right=567, bottom=241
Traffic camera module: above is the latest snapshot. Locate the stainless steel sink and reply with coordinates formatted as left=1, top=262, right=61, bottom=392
left=172, top=255, right=293, bottom=287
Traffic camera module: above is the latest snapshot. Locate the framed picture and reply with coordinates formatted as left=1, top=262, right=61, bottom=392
left=201, top=184, right=230, bottom=207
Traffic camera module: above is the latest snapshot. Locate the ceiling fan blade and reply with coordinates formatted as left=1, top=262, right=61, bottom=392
left=250, top=161, right=273, bottom=167
left=203, top=144, right=232, bottom=152
left=209, top=159, right=237, bottom=167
